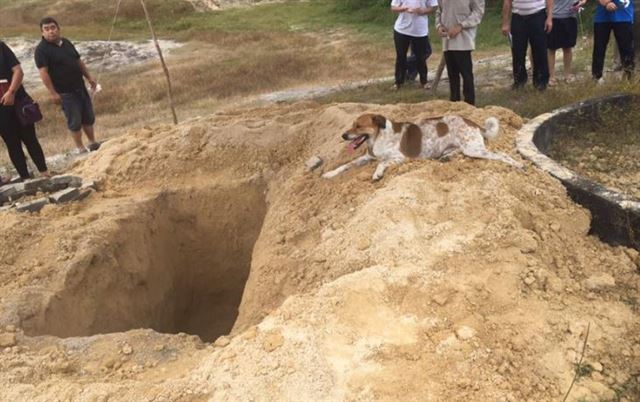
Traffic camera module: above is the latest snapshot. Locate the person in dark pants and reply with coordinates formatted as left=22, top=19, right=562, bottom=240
left=502, top=0, right=554, bottom=90
left=391, top=0, right=438, bottom=90
left=406, top=40, right=433, bottom=83
left=436, top=0, right=485, bottom=105
left=592, top=0, right=634, bottom=82
left=0, top=41, right=49, bottom=182
left=35, top=17, right=100, bottom=154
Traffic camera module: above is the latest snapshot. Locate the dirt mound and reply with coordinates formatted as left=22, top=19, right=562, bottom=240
left=0, top=101, right=638, bottom=401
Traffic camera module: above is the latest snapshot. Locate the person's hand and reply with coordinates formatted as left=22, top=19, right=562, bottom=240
left=50, top=93, right=62, bottom=105
left=448, top=24, right=463, bottom=38
left=502, top=23, right=511, bottom=36
left=438, top=26, right=448, bottom=38
left=545, top=18, right=553, bottom=33
left=605, top=1, right=617, bottom=11
left=0, top=91, right=15, bottom=106
left=406, top=7, right=417, bottom=13
left=87, top=77, right=98, bottom=91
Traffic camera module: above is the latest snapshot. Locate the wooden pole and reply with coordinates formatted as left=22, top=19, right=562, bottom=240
left=431, top=56, right=446, bottom=94
left=141, top=0, right=178, bottom=125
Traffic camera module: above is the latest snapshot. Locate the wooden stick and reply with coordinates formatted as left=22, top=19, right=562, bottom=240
left=140, top=0, right=178, bottom=125
left=431, top=55, right=446, bottom=94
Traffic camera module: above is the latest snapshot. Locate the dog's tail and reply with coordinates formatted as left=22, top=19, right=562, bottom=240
left=482, top=117, right=500, bottom=141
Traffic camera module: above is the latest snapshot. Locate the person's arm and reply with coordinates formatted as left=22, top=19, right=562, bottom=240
left=449, top=0, right=485, bottom=37
left=78, top=59, right=97, bottom=90
left=502, top=0, right=512, bottom=36
left=38, top=67, right=62, bottom=104
left=436, top=1, right=448, bottom=36
left=0, top=65, right=23, bottom=106
left=391, top=0, right=409, bottom=13
left=545, top=0, right=554, bottom=32
left=460, top=0, right=485, bottom=28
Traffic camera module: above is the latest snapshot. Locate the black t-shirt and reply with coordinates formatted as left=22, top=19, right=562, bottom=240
left=34, top=37, right=84, bottom=93
left=0, top=42, right=27, bottom=100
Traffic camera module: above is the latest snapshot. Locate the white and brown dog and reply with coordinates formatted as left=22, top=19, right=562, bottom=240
left=322, top=113, right=523, bottom=181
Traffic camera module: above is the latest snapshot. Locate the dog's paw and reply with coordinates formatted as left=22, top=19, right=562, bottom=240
left=371, top=172, right=384, bottom=181
left=322, top=171, right=337, bottom=179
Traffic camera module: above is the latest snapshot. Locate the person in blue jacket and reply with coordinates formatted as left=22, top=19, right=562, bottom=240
left=592, top=0, right=634, bottom=81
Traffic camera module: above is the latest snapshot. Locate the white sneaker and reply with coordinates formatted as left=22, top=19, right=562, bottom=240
left=73, top=147, right=89, bottom=155
left=596, top=77, right=605, bottom=85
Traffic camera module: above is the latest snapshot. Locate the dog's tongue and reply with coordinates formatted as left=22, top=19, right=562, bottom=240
left=347, top=136, right=365, bottom=152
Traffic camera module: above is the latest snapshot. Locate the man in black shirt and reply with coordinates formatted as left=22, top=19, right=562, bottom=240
left=35, top=17, right=100, bottom=154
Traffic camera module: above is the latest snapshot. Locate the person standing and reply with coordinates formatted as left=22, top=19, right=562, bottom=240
left=592, top=0, right=634, bottom=82
left=35, top=17, right=100, bottom=154
left=436, top=0, right=485, bottom=105
left=0, top=41, right=49, bottom=182
left=391, top=0, right=438, bottom=90
left=547, top=0, right=586, bottom=85
left=502, top=0, right=554, bottom=90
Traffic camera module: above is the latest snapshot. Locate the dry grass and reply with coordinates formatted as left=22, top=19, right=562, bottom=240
left=0, top=27, right=395, bottom=170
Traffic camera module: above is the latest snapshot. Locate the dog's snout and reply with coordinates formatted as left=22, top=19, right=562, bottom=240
left=342, top=132, right=351, bottom=140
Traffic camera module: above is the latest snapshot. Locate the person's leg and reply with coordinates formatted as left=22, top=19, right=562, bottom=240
left=444, top=51, right=461, bottom=102
left=529, top=10, right=549, bottom=90
left=17, top=124, right=48, bottom=175
left=61, top=92, right=87, bottom=151
left=412, top=35, right=429, bottom=86
left=79, top=89, right=99, bottom=149
left=394, top=31, right=411, bottom=87
left=407, top=43, right=417, bottom=82
left=458, top=51, right=475, bottom=105
left=510, top=13, right=529, bottom=88
left=548, top=49, right=557, bottom=83
left=592, top=22, right=611, bottom=80
left=0, top=108, right=31, bottom=179
left=562, top=48, right=573, bottom=80
left=612, top=22, right=634, bottom=79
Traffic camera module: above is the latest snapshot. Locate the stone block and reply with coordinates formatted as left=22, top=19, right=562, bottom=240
left=49, top=187, right=80, bottom=204
left=306, top=156, right=323, bottom=171
left=23, top=178, right=49, bottom=192
left=15, top=198, right=48, bottom=213
left=49, top=175, right=83, bottom=188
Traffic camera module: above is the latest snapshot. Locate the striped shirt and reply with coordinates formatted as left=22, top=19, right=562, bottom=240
left=512, top=0, right=546, bottom=16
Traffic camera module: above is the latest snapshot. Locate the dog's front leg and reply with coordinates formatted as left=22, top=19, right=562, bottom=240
left=322, top=154, right=374, bottom=179
left=372, top=159, right=401, bottom=181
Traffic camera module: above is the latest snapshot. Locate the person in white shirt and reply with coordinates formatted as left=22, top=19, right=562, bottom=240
left=391, top=0, right=438, bottom=90
left=502, top=0, right=554, bottom=90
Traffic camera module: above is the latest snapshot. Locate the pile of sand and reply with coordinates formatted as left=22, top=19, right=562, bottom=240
left=0, top=100, right=637, bottom=401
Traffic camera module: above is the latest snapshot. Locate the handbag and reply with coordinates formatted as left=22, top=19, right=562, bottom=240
left=14, top=95, right=43, bottom=126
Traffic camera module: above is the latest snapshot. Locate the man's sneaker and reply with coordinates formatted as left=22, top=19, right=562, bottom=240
left=596, top=77, right=605, bottom=85
left=88, top=142, right=101, bottom=152
left=73, top=147, right=89, bottom=155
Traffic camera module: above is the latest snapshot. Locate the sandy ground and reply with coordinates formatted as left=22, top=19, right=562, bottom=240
left=0, top=100, right=638, bottom=401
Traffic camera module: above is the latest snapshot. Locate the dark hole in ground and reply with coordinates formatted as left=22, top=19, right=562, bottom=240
left=23, top=180, right=267, bottom=342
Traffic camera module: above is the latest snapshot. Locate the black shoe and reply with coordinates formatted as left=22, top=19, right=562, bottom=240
left=88, top=142, right=101, bottom=152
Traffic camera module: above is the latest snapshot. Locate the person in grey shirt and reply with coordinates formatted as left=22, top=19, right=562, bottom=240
left=547, top=0, right=586, bottom=84
left=436, top=0, right=485, bottom=105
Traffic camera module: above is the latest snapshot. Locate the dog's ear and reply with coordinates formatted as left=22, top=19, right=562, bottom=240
left=400, top=124, right=422, bottom=158
left=436, top=122, right=449, bottom=137
left=372, top=114, right=387, bottom=129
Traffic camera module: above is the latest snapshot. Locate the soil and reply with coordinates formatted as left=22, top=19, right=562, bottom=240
left=0, top=100, right=638, bottom=401
left=548, top=110, right=640, bottom=200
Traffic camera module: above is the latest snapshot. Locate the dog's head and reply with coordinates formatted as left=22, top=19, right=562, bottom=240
left=342, top=113, right=387, bottom=151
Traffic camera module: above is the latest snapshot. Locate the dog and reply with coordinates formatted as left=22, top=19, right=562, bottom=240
left=322, top=113, right=523, bottom=181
